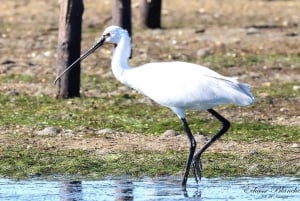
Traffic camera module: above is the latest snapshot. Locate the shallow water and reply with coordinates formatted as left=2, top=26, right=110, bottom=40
left=0, top=177, right=299, bottom=201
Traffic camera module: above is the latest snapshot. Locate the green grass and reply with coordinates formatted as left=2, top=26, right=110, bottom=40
left=256, top=82, right=300, bottom=97
left=0, top=145, right=185, bottom=178
left=0, top=92, right=299, bottom=142
left=1, top=145, right=298, bottom=179
left=229, top=122, right=300, bottom=142
left=203, top=151, right=299, bottom=178
left=81, top=74, right=121, bottom=93
left=0, top=74, right=34, bottom=83
left=0, top=146, right=105, bottom=178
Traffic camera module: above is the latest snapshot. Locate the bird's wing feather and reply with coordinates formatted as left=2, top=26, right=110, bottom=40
left=124, top=61, right=254, bottom=110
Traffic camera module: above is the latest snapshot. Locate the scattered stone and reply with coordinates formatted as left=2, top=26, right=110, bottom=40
left=196, top=47, right=211, bottom=58
left=96, top=128, right=115, bottom=135
left=195, top=28, right=206, bottom=34
left=246, top=27, right=259, bottom=35
left=64, top=129, right=75, bottom=136
left=5, top=90, right=19, bottom=96
left=285, top=32, right=298, bottom=37
left=160, top=130, right=180, bottom=138
left=36, top=127, right=60, bottom=136
left=1, top=59, right=16, bottom=65
left=43, top=51, right=51, bottom=57
left=249, top=150, right=259, bottom=155
left=291, top=143, right=300, bottom=148
left=292, top=85, right=300, bottom=91
left=279, top=107, right=288, bottom=112
left=262, top=82, right=271, bottom=87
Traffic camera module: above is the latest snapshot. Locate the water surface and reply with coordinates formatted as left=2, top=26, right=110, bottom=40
left=0, top=177, right=299, bottom=200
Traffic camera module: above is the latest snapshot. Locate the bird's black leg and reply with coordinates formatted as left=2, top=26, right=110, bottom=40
left=181, top=118, right=197, bottom=190
left=192, top=109, right=230, bottom=183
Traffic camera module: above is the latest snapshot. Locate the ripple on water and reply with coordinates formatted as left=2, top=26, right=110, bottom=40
left=0, top=177, right=299, bottom=201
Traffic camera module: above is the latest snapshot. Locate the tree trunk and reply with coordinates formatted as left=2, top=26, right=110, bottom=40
left=112, top=0, right=132, bottom=37
left=140, top=0, right=162, bottom=28
left=56, top=0, right=84, bottom=98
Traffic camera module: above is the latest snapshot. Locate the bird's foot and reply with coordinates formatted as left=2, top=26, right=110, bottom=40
left=192, top=156, right=202, bottom=184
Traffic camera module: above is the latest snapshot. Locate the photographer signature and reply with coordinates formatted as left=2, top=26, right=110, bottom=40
left=243, top=185, right=300, bottom=194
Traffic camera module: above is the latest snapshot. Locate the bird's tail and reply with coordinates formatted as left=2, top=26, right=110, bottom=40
left=237, top=83, right=255, bottom=105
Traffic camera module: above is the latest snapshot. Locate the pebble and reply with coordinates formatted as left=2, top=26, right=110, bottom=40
left=5, top=90, right=19, bottom=96
left=96, top=128, right=115, bottom=135
left=196, top=47, right=211, bottom=58
left=160, top=130, right=180, bottom=138
left=262, top=82, right=271, bottom=87
left=1, top=59, right=16, bottom=65
left=195, top=28, right=206, bottom=34
left=246, top=27, right=259, bottom=35
left=64, top=129, right=75, bottom=136
left=292, top=85, right=300, bottom=91
left=36, top=127, right=60, bottom=136
left=291, top=143, right=300, bottom=148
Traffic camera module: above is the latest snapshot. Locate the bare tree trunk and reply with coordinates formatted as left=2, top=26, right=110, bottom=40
left=56, top=0, right=84, bottom=98
left=140, top=0, right=162, bottom=28
left=112, top=0, right=132, bottom=37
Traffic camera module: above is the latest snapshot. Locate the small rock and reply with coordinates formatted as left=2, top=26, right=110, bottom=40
left=1, top=59, right=16, bottom=65
left=279, top=107, right=288, bottom=112
left=96, top=128, right=115, bottom=135
left=293, top=85, right=300, bottom=91
left=36, top=127, right=60, bottom=136
left=249, top=150, right=259, bottom=155
left=5, top=90, right=19, bottom=96
left=291, top=143, right=300, bottom=148
left=286, top=32, right=298, bottom=37
left=195, top=28, right=206, bottom=34
left=246, top=27, right=259, bottom=35
left=160, top=130, right=180, bottom=138
left=262, top=82, right=271, bottom=87
left=197, top=47, right=211, bottom=58
left=43, top=51, right=51, bottom=57
left=64, top=129, right=75, bottom=136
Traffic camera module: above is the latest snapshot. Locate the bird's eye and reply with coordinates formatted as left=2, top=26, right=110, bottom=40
left=105, top=33, right=111, bottom=37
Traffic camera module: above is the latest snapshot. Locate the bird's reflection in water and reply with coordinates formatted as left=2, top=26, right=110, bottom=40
left=184, top=188, right=202, bottom=199
left=114, top=180, right=133, bottom=201
left=60, top=181, right=82, bottom=201
left=57, top=178, right=201, bottom=200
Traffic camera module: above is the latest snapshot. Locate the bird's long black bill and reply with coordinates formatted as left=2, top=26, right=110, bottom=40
left=54, top=36, right=106, bottom=84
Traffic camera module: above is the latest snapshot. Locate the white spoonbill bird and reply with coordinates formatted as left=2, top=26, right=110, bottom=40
left=55, top=26, right=255, bottom=190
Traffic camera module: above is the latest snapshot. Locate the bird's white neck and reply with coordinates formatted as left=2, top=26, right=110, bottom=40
left=111, top=31, right=132, bottom=84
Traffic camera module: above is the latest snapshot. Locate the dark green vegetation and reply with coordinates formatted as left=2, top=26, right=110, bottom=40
left=0, top=86, right=299, bottom=141
left=1, top=145, right=298, bottom=179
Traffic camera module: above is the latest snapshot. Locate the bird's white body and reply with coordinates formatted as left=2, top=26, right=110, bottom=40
left=107, top=26, right=255, bottom=118
left=55, top=25, right=255, bottom=190
left=124, top=62, right=253, bottom=117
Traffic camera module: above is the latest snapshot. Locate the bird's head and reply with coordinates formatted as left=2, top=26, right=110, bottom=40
left=101, top=25, right=128, bottom=45
left=54, top=26, right=127, bottom=84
